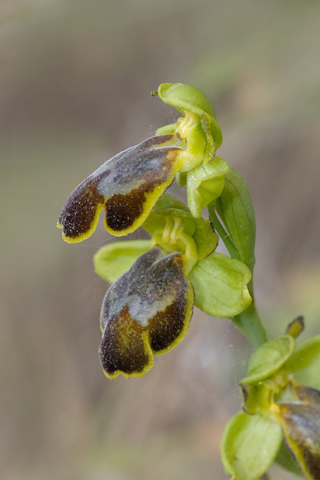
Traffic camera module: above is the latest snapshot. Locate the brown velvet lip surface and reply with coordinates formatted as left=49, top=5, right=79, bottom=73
left=58, top=134, right=184, bottom=239
left=99, top=248, right=192, bottom=377
left=277, top=402, right=320, bottom=479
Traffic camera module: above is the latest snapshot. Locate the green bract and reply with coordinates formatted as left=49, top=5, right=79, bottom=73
left=210, top=168, right=256, bottom=273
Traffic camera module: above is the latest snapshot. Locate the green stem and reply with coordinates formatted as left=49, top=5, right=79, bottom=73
left=208, top=206, right=240, bottom=260
left=232, top=301, right=267, bottom=348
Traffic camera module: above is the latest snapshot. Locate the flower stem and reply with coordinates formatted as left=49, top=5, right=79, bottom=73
left=232, top=301, right=267, bottom=348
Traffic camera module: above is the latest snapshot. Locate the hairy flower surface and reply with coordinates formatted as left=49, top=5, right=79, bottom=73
left=58, top=135, right=185, bottom=241
left=273, top=399, right=320, bottom=480
left=99, top=247, right=194, bottom=379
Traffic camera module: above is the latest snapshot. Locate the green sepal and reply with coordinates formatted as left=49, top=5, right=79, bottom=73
left=221, top=411, right=282, bottom=480
left=189, top=252, right=252, bottom=318
left=212, top=167, right=256, bottom=272
left=241, top=336, right=295, bottom=385
left=94, top=239, right=152, bottom=283
left=286, top=335, right=320, bottom=389
left=156, top=82, right=223, bottom=150
left=187, top=157, right=230, bottom=218
left=157, top=82, right=217, bottom=118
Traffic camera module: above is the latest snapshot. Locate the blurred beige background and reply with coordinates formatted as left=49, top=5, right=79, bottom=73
left=1, top=1, right=320, bottom=479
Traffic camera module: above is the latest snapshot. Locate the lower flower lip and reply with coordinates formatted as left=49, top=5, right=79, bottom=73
left=98, top=248, right=194, bottom=379
left=58, top=135, right=185, bottom=242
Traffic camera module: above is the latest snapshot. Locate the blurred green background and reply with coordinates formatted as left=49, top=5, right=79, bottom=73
left=1, top=1, right=320, bottom=479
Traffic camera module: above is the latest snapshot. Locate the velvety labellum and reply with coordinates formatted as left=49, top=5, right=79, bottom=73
left=274, top=403, right=320, bottom=480
left=292, top=385, right=320, bottom=406
left=99, top=247, right=194, bottom=378
left=57, top=135, right=184, bottom=241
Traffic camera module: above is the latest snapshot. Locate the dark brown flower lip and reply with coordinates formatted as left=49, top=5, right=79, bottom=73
left=57, top=134, right=185, bottom=242
left=273, top=402, right=320, bottom=480
left=99, top=247, right=194, bottom=379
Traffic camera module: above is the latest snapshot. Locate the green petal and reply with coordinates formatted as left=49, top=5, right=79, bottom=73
left=212, top=167, right=256, bottom=272
left=57, top=135, right=184, bottom=242
left=286, top=335, right=320, bottom=389
left=189, top=252, right=252, bottom=318
left=99, top=248, right=194, bottom=379
left=241, top=336, right=295, bottom=385
left=143, top=195, right=217, bottom=268
left=187, top=157, right=230, bottom=218
left=273, top=402, right=320, bottom=480
left=142, top=194, right=195, bottom=237
left=156, top=123, right=177, bottom=136
left=94, top=240, right=152, bottom=283
left=221, top=411, right=282, bottom=480
left=285, top=315, right=305, bottom=338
